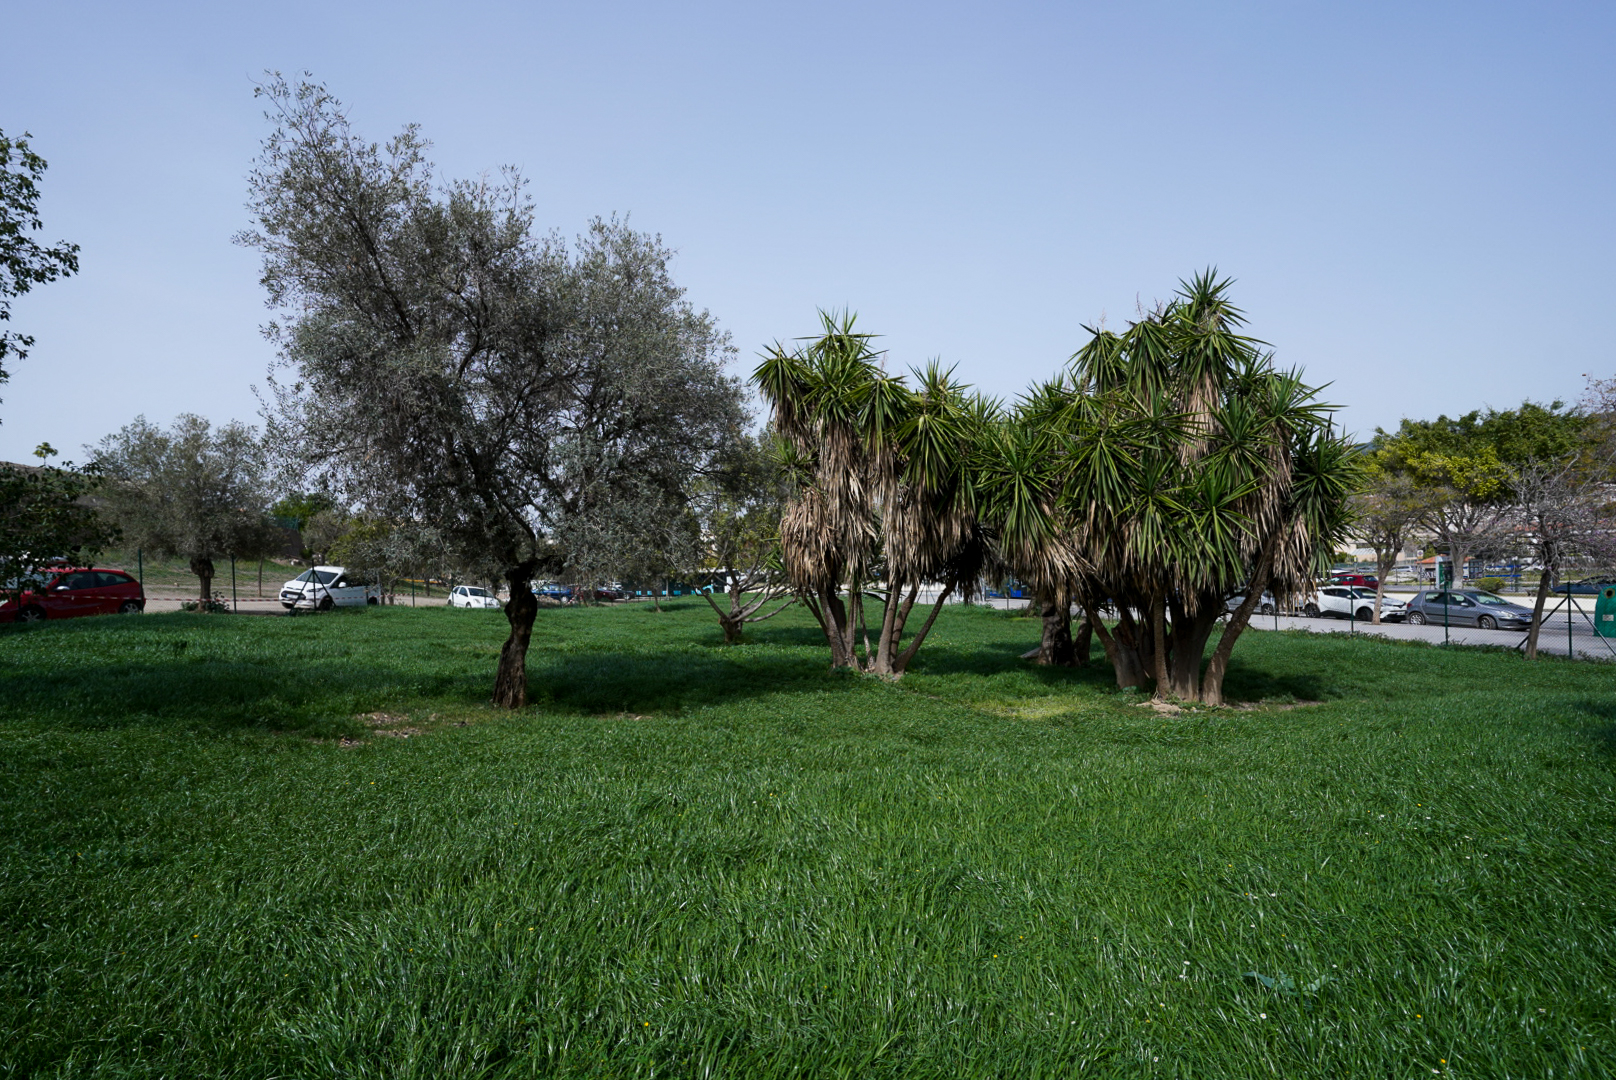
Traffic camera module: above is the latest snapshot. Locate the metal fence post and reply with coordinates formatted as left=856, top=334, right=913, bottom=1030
left=231, top=556, right=237, bottom=613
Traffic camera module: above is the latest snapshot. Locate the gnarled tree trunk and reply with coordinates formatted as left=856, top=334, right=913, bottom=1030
left=493, top=562, right=539, bottom=708
left=1086, top=602, right=1146, bottom=688
left=190, top=556, right=215, bottom=601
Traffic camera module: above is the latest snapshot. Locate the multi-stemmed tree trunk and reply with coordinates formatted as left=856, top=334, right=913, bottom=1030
left=705, top=578, right=795, bottom=644
left=979, top=272, right=1357, bottom=704
left=758, top=315, right=986, bottom=679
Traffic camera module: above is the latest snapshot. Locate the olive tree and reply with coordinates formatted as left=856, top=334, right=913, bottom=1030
left=90, top=415, right=282, bottom=599
left=240, top=76, right=744, bottom=706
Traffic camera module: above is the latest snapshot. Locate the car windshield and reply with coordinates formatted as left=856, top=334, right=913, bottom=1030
left=293, top=570, right=339, bottom=585
left=1472, top=591, right=1511, bottom=606
left=466, top=587, right=489, bottom=597
left=1349, top=587, right=1379, bottom=598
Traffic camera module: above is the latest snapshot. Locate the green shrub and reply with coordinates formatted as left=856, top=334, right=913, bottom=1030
left=1475, top=576, right=1506, bottom=592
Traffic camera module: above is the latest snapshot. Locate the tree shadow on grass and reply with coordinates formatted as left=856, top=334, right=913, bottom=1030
left=1216, top=656, right=1328, bottom=703
left=1573, top=699, right=1616, bottom=757
left=526, top=648, right=836, bottom=715
left=0, top=611, right=849, bottom=737
left=909, top=634, right=1327, bottom=704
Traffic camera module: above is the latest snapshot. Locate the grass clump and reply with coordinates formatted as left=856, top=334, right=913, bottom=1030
left=0, top=602, right=1612, bottom=1077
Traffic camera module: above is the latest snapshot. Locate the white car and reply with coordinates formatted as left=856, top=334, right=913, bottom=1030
left=1225, top=589, right=1277, bottom=615
left=1302, top=584, right=1405, bottom=622
left=448, top=585, right=502, bottom=609
left=279, top=566, right=379, bottom=611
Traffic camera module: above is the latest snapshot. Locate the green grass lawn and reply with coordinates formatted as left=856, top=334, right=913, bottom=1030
left=1, top=602, right=1612, bottom=1078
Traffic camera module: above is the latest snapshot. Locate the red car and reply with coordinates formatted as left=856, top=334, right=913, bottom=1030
left=3, top=567, right=146, bottom=623
left=1330, top=573, right=1380, bottom=589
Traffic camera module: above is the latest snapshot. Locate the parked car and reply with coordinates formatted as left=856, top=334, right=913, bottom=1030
left=1224, top=589, right=1276, bottom=615
left=3, top=567, right=145, bottom=623
left=532, top=582, right=571, bottom=601
left=576, top=586, right=623, bottom=602
left=1329, top=572, right=1380, bottom=589
left=986, top=579, right=1030, bottom=600
left=1558, top=577, right=1616, bottom=596
left=448, top=585, right=502, bottom=609
left=1302, top=585, right=1405, bottom=622
left=1402, top=589, right=1534, bottom=630
left=278, top=566, right=379, bottom=611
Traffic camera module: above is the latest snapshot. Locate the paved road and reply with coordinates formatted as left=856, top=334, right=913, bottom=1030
left=134, top=591, right=1616, bottom=660
left=1242, top=610, right=1616, bottom=661
left=965, top=591, right=1615, bottom=661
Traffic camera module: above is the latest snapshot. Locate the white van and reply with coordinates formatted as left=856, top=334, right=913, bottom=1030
left=279, top=566, right=379, bottom=611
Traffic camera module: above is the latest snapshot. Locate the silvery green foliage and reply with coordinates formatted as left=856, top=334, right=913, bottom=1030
left=326, top=515, right=463, bottom=592
left=239, top=76, right=745, bottom=586
left=89, top=414, right=283, bottom=597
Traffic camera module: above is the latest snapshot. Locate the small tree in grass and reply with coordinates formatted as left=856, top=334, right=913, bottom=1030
left=91, top=415, right=282, bottom=601
left=1350, top=459, right=1421, bottom=623
left=694, top=432, right=795, bottom=643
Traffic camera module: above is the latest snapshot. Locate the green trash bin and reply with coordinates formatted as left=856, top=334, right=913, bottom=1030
left=1596, top=586, right=1616, bottom=638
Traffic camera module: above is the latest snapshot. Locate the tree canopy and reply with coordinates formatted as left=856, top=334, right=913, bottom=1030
left=90, top=415, right=282, bottom=600
left=0, top=129, right=79, bottom=401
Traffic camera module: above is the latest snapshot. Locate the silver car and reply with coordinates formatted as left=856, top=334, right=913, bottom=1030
left=1403, top=589, right=1534, bottom=630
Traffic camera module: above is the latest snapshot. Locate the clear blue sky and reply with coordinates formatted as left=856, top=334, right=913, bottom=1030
left=3, top=1, right=1612, bottom=464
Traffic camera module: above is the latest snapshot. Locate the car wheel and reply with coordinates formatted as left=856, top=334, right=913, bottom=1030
left=1302, top=602, right=1320, bottom=618
left=118, top=600, right=141, bottom=615
left=1355, top=606, right=1374, bottom=621
left=1259, top=602, right=1274, bottom=615
left=16, top=605, right=46, bottom=624
left=1408, top=611, right=1427, bottom=625
left=1477, top=614, right=1497, bottom=630
left=318, top=597, right=334, bottom=612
